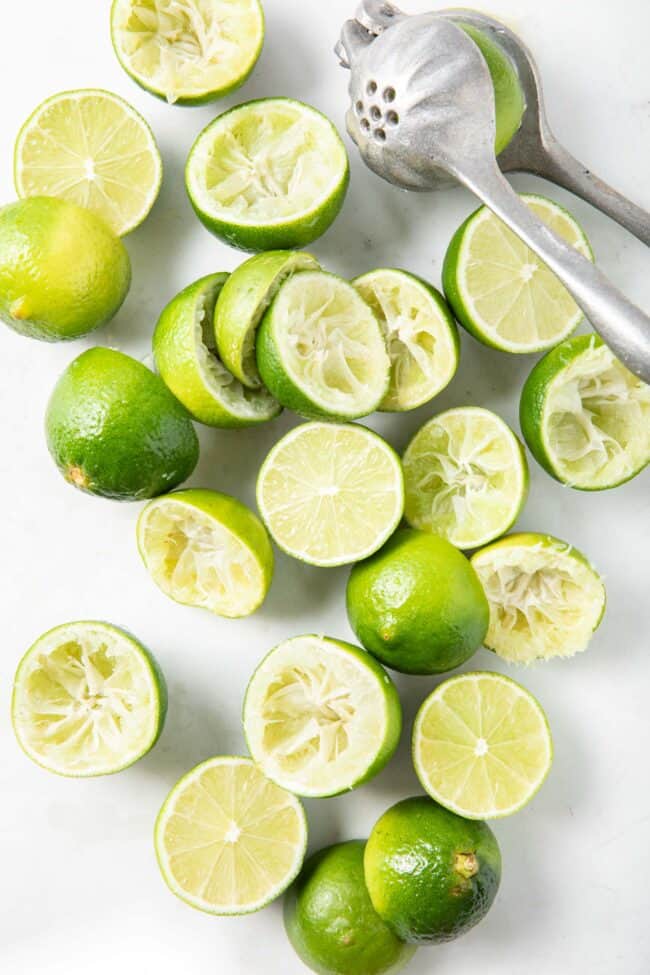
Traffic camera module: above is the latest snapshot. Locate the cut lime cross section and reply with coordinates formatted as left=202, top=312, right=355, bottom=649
left=12, top=621, right=167, bottom=777
left=155, top=756, right=307, bottom=914
left=15, top=89, right=162, bottom=236
left=413, top=671, right=553, bottom=819
left=257, top=422, right=404, bottom=567
left=403, top=406, right=528, bottom=549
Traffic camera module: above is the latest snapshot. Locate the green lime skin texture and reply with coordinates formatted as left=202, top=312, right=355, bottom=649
left=346, top=528, right=489, bottom=675
left=284, top=840, right=417, bottom=975
left=45, top=348, right=199, bottom=501
left=0, top=197, right=130, bottom=341
left=364, top=796, right=501, bottom=945
left=459, top=24, right=525, bottom=156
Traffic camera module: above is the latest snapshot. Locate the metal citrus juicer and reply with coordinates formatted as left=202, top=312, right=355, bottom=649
left=335, top=1, right=650, bottom=383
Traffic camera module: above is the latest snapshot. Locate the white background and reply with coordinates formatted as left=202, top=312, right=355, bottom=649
left=1, top=1, right=649, bottom=972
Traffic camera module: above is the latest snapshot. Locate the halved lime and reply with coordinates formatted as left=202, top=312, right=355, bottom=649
left=403, top=406, right=529, bottom=549
left=243, top=635, right=402, bottom=797
left=137, top=489, right=273, bottom=618
left=111, top=0, right=264, bottom=106
left=471, top=532, right=606, bottom=663
left=153, top=273, right=280, bottom=428
left=256, top=422, right=404, bottom=567
left=215, top=251, right=320, bottom=388
left=413, top=671, right=553, bottom=819
left=520, top=333, right=650, bottom=490
left=186, top=98, right=349, bottom=251
left=155, top=756, right=307, bottom=915
left=256, top=270, right=390, bottom=420
left=14, top=89, right=162, bottom=236
left=12, top=621, right=167, bottom=777
left=443, top=194, right=593, bottom=353
left=353, top=268, right=459, bottom=412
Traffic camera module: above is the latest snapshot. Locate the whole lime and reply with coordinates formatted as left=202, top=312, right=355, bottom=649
left=346, top=528, right=489, bottom=674
left=45, top=347, right=199, bottom=501
left=284, top=840, right=416, bottom=975
left=0, top=197, right=130, bottom=341
left=364, top=797, right=501, bottom=944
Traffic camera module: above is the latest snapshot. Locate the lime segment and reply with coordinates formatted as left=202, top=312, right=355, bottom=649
left=257, top=422, right=404, bottom=567
left=353, top=268, right=459, bottom=412
left=243, top=635, right=401, bottom=797
left=403, top=406, right=528, bottom=549
left=137, top=489, right=273, bottom=618
left=12, top=621, right=167, bottom=777
left=15, top=89, right=162, bottom=236
left=155, top=756, right=307, bottom=915
left=413, top=672, right=553, bottom=819
left=443, top=194, right=593, bottom=353
left=471, top=532, right=606, bottom=663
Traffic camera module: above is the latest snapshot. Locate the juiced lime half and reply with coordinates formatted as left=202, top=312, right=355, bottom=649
left=186, top=98, right=349, bottom=251
left=137, top=489, right=273, bottom=618
left=403, top=406, right=528, bottom=549
left=257, top=270, right=390, bottom=420
left=413, top=671, right=553, bottom=819
left=153, top=273, right=280, bottom=428
left=471, top=532, right=606, bottom=663
left=243, top=635, right=402, bottom=797
left=12, top=621, right=167, bottom=776
left=111, top=0, right=264, bottom=106
left=443, top=194, right=593, bottom=353
left=155, top=756, right=307, bottom=915
left=14, top=89, right=162, bottom=236
left=257, top=422, right=404, bottom=567
left=520, top=333, right=650, bottom=490
left=353, top=268, right=459, bottom=412
left=215, top=250, right=320, bottom=388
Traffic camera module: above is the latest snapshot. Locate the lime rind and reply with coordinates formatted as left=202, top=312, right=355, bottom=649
left=14, top=88, right=162, bottom=237
left=154, top=273, right=280, bottom=428
left=110, top=0, right=264, bottom=106
left=12, top=621, right=167, bottom=777
left=471, top=532, right=606, bottom=663
left=403, top=406, right=529, bottom=549
left=154, top=755, right=307, bottom=915
left=520, top=333, right=650, bottom=490
left=353, top=268, right=459, bottom=412
left=412, top=671, right=553, bottom=819
left=243, top=635, right=402, bottom=797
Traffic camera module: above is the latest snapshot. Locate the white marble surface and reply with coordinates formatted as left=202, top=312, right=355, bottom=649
left=1, top=1, right=649, bottom=972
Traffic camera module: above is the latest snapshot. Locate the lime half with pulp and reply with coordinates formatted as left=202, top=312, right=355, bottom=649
left=413, top=671, right=553, bottom=819
left=243, top=635, right=402, bottom=797
left=12, top=621, right=167, bottom=776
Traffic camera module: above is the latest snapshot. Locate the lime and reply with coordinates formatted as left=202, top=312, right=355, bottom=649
left=111, top=0, right=264, bottom=106
left=14, top=89, right=162, bottom=236
left=471, top=532, right=606, bottom=663
left=12, top=621, right=167, bottom=777
left=155, top=755, right=307, bottom=915
left=243, top=635, right=401, bottom=797
left=284, top=840, right=417, bottom=975
left=0, top=197, right=130, bottom=342
left=137, top=489, right=273, bottom=618
left=346, top=527, right=489, bottom=675
left=443, top=193, right=593, bottom=353
left=153, top=273, right=280, bottom=428
left=520, top=333, right=650, bottom=490
left=215, top=250, right=320, bottom=388
left=186, top=98, right=349, bottom=252
left=364, top=796, right=501, bottom=944
left=403, top=406, right=529, bottom=549
left=257, top=422, right=404, bottom=567
left=413, top=671, right=553, bottom=819
left=352, top=268, right=459, bottom=412
left=45, top=347, right=199, bottom=501
left=256, top=270, right=389, bottom=420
